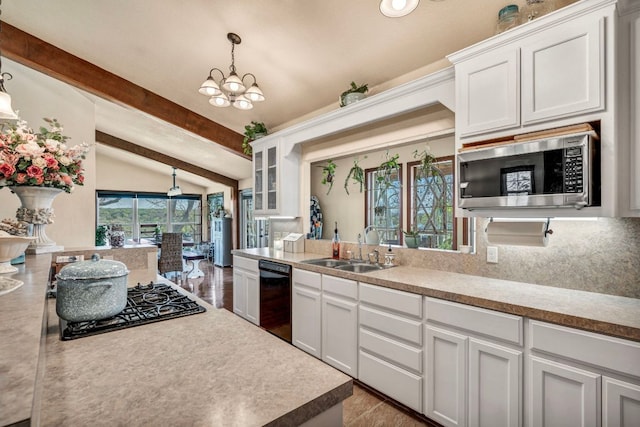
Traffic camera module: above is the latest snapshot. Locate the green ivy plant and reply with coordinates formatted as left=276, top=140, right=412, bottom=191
left=376, top=151, right=401, bottom=190
left=339, top=81, right=369, bottom=107
left=242, top=121, right=268, bottom=156
left=413, top=146, right=437, bottom=178
left=344, top=157, right=365, bottom=195
left=320, top=159, right=337, bottom=195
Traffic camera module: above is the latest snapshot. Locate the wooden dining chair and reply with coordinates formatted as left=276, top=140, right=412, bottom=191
left=158, top=232, right=184, bottom=282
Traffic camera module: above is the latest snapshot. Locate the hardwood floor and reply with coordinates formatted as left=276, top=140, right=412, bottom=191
left=172, top=260, right=441, bottom=427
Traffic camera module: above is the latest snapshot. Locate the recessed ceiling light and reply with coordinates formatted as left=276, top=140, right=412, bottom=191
left=379, top=0, right=420, bottom=17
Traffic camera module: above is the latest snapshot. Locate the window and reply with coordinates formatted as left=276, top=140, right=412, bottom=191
left=97, top=191, right=201, bottom=243
left=365, top=166, right=402, bottom=245
left=408, top=156, right=455, bottom=250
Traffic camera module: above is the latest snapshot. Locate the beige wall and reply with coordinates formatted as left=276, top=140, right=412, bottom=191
left=0, top=59, right=97, bottom=249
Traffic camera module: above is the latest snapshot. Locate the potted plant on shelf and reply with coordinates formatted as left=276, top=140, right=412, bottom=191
left=339, top=81, right=369, bottom=107
left=403, top=228, right=421, bottom=248
left=242, top=121, right=268, bottom=156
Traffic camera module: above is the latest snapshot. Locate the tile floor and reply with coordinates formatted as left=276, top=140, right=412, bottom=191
left=176, top=261, right=442, bottom=426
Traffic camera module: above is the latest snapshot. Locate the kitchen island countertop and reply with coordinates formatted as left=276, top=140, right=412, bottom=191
left=1, top=254, right=351, bottom=427
left=233, top=248, right=640, bottom=343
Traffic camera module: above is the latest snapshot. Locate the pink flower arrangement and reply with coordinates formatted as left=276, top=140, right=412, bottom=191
left=0, top=118, right=90, bottom=193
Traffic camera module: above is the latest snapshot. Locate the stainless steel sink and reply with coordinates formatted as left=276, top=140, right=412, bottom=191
left=335, top=263, right=385, bottom=273
left=301, top=258, right=351, bottom=268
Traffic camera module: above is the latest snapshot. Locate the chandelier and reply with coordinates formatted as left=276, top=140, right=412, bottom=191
left=198, top=32, right=265, bottom=111
left=167, top=167, right=182, bottom=197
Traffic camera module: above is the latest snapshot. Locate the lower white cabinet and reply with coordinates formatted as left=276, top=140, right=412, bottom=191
left=292, top=269, right=322, bottom=358
left=232, top=256, right=259, bottom=324
left=359, top=282, right=424, bottom=412
left=603, top=377, right=640, bottom=427
left=424, top=297, right=524, bottom=427
left=425, top=325, right=467, bottom=427
left=530, top=356, right=601, bottom=427
left=528, top=320, right=640, bottom=427
left=321, top=275, right=358, bottom=377
left=468, top=339, right=521, bottom=427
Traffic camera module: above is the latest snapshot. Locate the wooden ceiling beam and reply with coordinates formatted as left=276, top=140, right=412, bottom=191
left=95, top=131, right=239, bottom=191
left=2, top=22, right=247, bottom=159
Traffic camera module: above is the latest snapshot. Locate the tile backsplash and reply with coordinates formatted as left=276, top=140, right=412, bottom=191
left=305, top=217, right=640, bottom=299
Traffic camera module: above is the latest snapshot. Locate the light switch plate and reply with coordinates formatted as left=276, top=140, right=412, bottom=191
left=487, top=246, right=498, bottom=263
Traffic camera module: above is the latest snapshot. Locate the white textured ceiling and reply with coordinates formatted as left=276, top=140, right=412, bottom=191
left=2, top=0, right=576, bottom=184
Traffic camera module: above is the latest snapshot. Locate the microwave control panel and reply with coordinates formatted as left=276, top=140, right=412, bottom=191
left=563, top=146, right=584, bottom=193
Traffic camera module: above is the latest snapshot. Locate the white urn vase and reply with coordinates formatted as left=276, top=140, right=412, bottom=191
left=10, top=186, right=64, bottom=254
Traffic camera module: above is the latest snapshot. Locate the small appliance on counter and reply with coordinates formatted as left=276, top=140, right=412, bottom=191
left=283, top=233, right=305, bottom=253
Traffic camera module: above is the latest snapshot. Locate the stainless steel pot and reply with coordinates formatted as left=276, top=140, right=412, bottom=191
left=56, top=253, right=129, bottom=322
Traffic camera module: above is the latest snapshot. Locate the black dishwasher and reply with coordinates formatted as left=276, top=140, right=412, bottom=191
left=258, top=260, right=292, bottom=343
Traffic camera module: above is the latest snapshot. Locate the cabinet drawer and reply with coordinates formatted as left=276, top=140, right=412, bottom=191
left=359, top=305, right=422, bottom=346
left=322, top=275, right=357, bottom=300
left=233, top=256, right=258, bottom=272
left=425, top=297, right=523, bottom=346
left=359, top=328, right=423, bottom=373
left=359, top=351, right=423, bottom=413
left=359, top=282, right=422, bottom=318
left=293, top=268, right=321, bottom=291
left=529, top=320, right=640, bottom=378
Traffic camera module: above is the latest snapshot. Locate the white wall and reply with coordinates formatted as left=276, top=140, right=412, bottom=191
left=0, top=59, right=97, bottom=249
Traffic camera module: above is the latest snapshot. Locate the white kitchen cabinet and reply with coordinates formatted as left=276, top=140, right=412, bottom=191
left=455, top=48, right=520, bottom=138
left=618, top=5, right=640, bottom=216
left=528, top=320, right=640, bottom=427
left=358, top=282, right=424, bottom=412
left=468, top=339, right=521, bottom=427
left=292, top=269, right=322, bottom=358
left=521, top=11, right=605, bottom=125
left=424, top=297, right=524, bottom=427
left=321, top=275, right=358, bottom=377
left=449, top=0, right=613, bottom=142
left=530, top=356, right=601, bottom=427
left=425, top=325, right=467, bottom=427
left=603, top=377, right=640, bottom=427
left=232, top=255, right=259, bottom=325
left=252, top=137, right=300, bottom=217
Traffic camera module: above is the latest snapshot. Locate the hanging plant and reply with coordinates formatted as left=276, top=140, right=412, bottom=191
left=376, top=151, right=401, bottom=190
left=344, top=156, right=366, bottom=195
left=413, top=146, right=437, bottom=178
left=320, top=159, right=337, bottom=195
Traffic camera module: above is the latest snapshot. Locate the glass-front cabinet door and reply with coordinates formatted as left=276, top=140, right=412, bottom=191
left=267, top=145, right=277, bottom=210
left=254, top=150, right=264, bottom=211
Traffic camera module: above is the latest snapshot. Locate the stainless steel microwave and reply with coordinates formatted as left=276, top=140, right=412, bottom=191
left=457, top=132, right=600, bottom=210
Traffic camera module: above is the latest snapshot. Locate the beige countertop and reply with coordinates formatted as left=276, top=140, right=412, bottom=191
left=2, top=254, right=351, bottom=427
left=233, top=248, right=640, bottom=342
left=0, top=254, right=50, bottom=426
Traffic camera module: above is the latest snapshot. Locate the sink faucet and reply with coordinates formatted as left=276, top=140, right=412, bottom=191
left=368, top=249, right=380, bottom=265
left=356, top=234, right=363, bottom=261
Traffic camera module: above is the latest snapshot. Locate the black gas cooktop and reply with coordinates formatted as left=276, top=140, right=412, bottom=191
left=59, top=282, right=206, bottom=340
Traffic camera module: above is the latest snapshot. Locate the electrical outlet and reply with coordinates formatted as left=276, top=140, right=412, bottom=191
left=487, top=246, right=498, bottom=264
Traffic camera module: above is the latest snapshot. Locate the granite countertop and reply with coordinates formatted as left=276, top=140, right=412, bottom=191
left=38, top=278, right=352, bottom=426
left=0, top=255, right=51, bottom=426
left=233, top=248, right=640, bottom=342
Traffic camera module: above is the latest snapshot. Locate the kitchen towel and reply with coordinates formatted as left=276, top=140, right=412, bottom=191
left=486, top=221, right=549, bottom=247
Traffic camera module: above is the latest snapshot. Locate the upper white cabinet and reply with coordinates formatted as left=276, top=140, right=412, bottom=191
left=252, top=138, right=300, bottom=217
left=617, top=4, right=640, bottom=216
left=450, top=0, right=612, bottom=141
left=521, top=11, right=605, bottom=124
left=456, top=48, right=521, bottom=137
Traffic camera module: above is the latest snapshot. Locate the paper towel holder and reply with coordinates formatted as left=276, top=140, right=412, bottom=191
left=485, top=217, right=554, bottom=237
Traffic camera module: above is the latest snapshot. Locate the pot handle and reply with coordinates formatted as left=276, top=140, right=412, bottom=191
left=85, top=281, right=114, bottom=289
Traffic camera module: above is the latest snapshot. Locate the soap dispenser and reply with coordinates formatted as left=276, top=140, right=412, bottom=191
left=332, top=222, right=340, bottom=260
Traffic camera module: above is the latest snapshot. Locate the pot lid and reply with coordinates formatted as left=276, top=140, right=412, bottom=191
left=56, top=253, right=129, bottom=280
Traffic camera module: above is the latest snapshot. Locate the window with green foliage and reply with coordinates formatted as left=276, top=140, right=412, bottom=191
left=97, top=191, right=201, bottom=243
left=408, top=157, right=454, bottom=250
left=365, top=166, right=402, bottom=245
